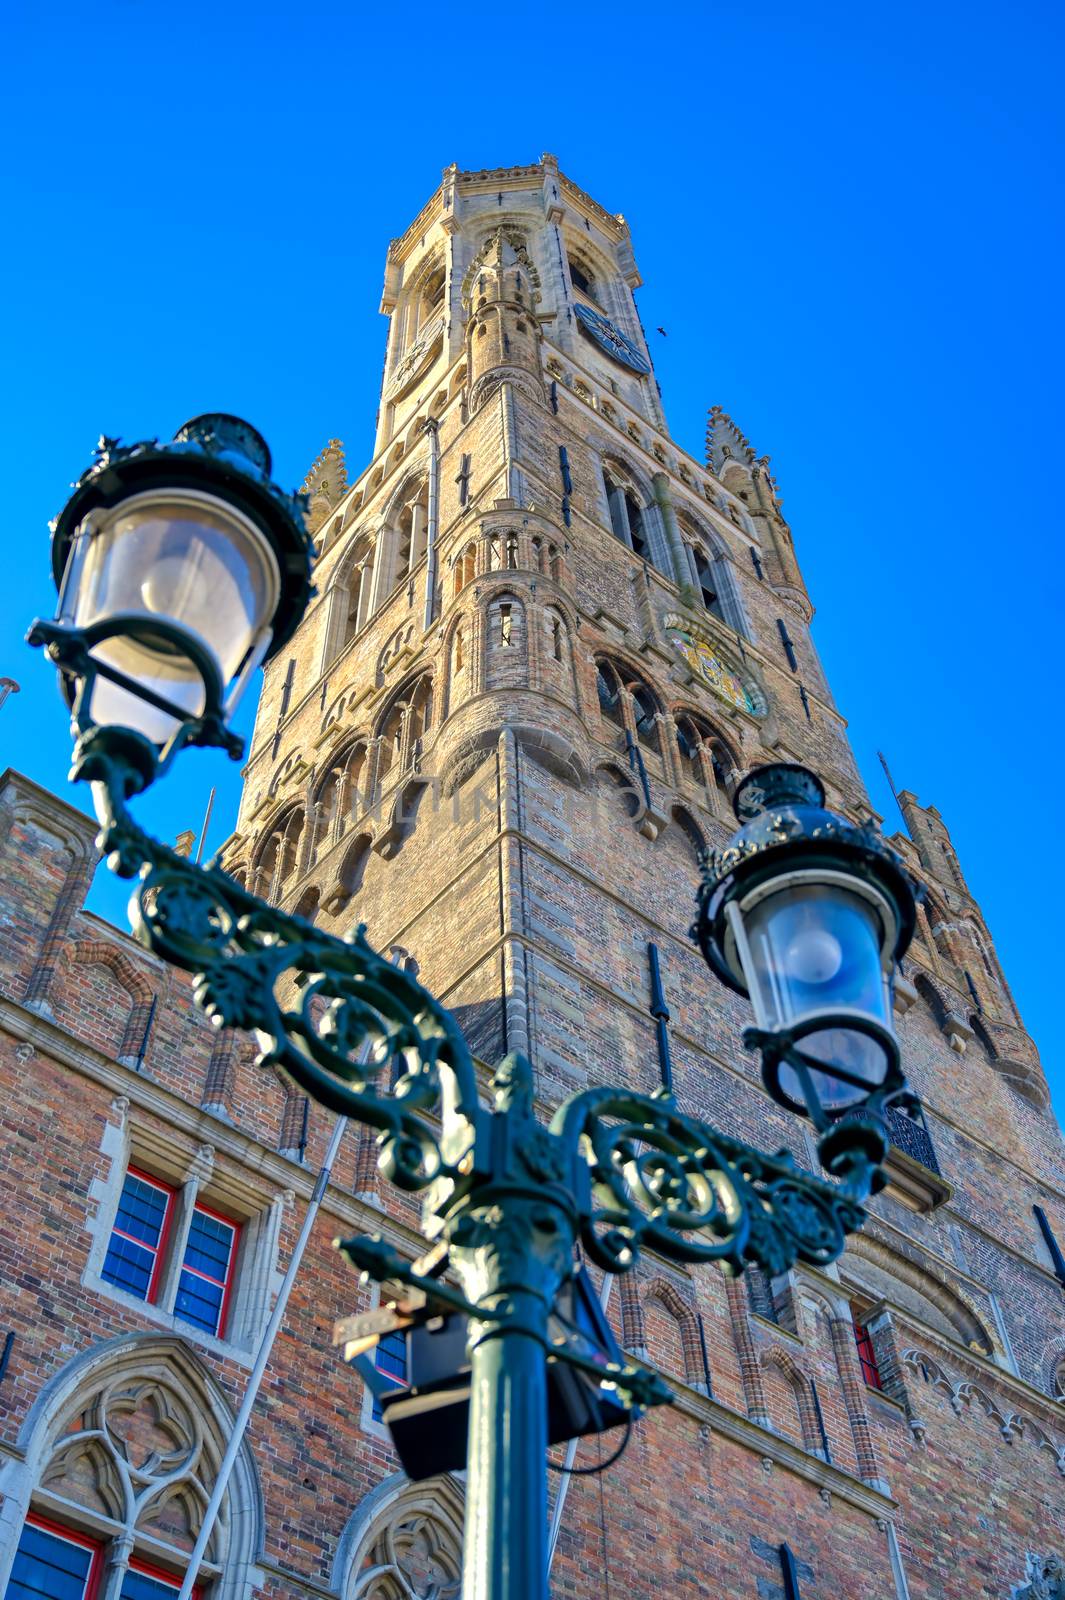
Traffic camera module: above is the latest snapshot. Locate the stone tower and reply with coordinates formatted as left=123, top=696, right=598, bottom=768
left=1, top=157, right=1062, bottom=1600
left=214, top=155, right=1064, bottom=1596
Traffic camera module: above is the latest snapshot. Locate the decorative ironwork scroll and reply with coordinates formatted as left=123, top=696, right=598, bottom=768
left=77, top=728, right=481, bottom=1194
left=552, top=1087, right=865, bottom=1280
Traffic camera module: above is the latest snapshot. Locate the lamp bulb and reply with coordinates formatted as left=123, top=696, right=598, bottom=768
left=785, top=927, right=843, bottom=986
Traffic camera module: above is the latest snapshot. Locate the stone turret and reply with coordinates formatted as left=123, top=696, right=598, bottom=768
left=463, top=226, right=546, bottom=411
left=900, top=787, right=1049, bottom=1109
left=706, top=405, right=808, bottom=608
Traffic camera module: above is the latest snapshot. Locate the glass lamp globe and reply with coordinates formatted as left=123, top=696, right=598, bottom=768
left=694, top=762, right=918, bottom=1130
left=730, top=871, right=898, bottom=1116
left=66, top=489, right=280, bottom=745
left=35, top=415, right=313, bottom=755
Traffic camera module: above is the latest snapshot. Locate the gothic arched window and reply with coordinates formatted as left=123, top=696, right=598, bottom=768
left=254, top=804, right=305, bottom=896
left=334, top=530, right=375, bottom=659
left=691, top=546, right=724, bottom=621
left=455, top=542, right=477, bottom=596
left=387, top=478, right=429, bottom=592
left=631, top=686, right=660, bottom=755
left=596, top=660, right=626, bottom=732
left=375, top=676, right=433, bottom=787
left=674, top=711, right=735, bottom=808
left=2, top=1338, right=260, bottom=1600
left=677, top=510, right=751, bottom=638
left=603, top=467, right=657, bottom=568
left=335, top=1474, right=464, bottom=1600
left=314, top=741, right=368, bottom=859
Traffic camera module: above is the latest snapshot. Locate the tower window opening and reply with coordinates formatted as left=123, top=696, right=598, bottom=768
left=569, top=259, right=596, bottom=299
left=550, top=614, right=563, bottom=662
left=692, top=548, right=724, bottom=620
left=628, top=494, right=650, bottom=563
left=396, top=507, right=413, bottom=583
left=499, top=604, right=513, bottom=646
left=531, top=536, right=544, bottom=572
left=454, top=629, right=464, bottom=672
left=596, top=661, right=626, bottom=731
left=852, top=1314, right=883, bottom=1389
left=676, top=718, right=701, bottom=765
left=455, top=542, right=477, bottom=594
left=505, top=534, right=519, bottom=569
left=632, top=687, right=659, bottom=752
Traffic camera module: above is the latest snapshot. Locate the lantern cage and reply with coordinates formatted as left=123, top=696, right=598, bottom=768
left=27, top=414, right=313, bottom=762
left=693, top=763, right=920, bottom=1144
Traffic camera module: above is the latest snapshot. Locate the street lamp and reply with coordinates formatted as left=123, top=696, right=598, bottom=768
left=33, top=415, right=311, bottom=760
left=693, top=762, right=919, bottom=1193
left=29, top=418, right=921, bottom=1600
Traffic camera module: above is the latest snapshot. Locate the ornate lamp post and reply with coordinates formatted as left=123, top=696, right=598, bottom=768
left=29, top=417, right=922, bottom=1600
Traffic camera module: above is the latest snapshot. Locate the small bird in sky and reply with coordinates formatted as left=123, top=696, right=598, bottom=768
left=656, top=326, right=668, bottom=336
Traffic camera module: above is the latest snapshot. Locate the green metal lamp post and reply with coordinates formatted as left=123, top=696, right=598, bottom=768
left=29, top=417, right=922, bottom=1600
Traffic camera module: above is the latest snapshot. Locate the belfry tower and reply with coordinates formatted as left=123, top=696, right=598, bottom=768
left=223, top=156, right=1064, bottom=1594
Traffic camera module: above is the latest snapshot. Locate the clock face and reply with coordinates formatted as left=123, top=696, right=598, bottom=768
left=573, top=303, right=651, bottom=375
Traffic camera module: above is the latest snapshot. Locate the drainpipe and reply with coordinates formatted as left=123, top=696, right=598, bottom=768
left=423, top=418, right=440, bottom=633
left=175, top=1110, right=350, bottom=1600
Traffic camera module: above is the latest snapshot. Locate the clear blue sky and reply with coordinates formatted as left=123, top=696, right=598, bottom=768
left=3, top=1, right=1063, bottom=1120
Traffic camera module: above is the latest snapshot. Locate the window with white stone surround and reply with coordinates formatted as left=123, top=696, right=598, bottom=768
left=84, top=1098, right=289, bottom=1358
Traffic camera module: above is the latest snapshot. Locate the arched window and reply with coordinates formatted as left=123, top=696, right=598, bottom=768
left=603, top=468, right=652, bottom=564
left=375, top=677, right=433, bottom=787
left=455, top=542, right=477, bottom=596
left=388, top=478, right=429, bottom=591
left=255, top=805, right=305, bottom=895
left=407, top=676, right=433, bottom=742
left=334, top=1473, right=464, bottom=1600
left=453, top=627, right=464, bottom=673
left=336, top=531, right=374, bottom=657
left=314, top=742, right=368, bottom=858
left=631, top=686, right=659, bottom=755
left=674, top=712, right=735, bottom=806
left=595, top=659, right=662, bottom=762
left=691, top=546, right=725, bottom=622
left=420, top=263, right=446, bottom=321
left=568, top=252, right=599, bottom=303
left=677, top=512, right=750, bottom=637
left=596, top=660, right=626, bottom=732
left=2, top=1338, right=260, bottom=1600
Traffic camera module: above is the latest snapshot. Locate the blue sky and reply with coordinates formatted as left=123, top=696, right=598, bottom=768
left=3, top=1, right=1063, bottom=1119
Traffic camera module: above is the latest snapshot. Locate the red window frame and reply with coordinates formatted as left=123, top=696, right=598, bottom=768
left=179, top=1200, right=240, bottom=1338
left=853, top=1318, right=882, bottom=1389
left=109, top=1167, right=177, bottom=1304
left=20, top=1512, right=103, bottom=1599
left=19, top=1514, right=200, bottom=1599
left=126, top=1549, right=201, bottom=1597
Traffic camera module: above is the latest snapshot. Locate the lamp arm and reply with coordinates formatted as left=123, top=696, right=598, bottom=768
left=552, top=1086, right=870, bottom=1279
left=72, top=724, right=483, bottom=1194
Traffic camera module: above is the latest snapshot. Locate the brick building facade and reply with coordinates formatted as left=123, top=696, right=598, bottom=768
left=1, top=155, right=1063, bottom=1598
